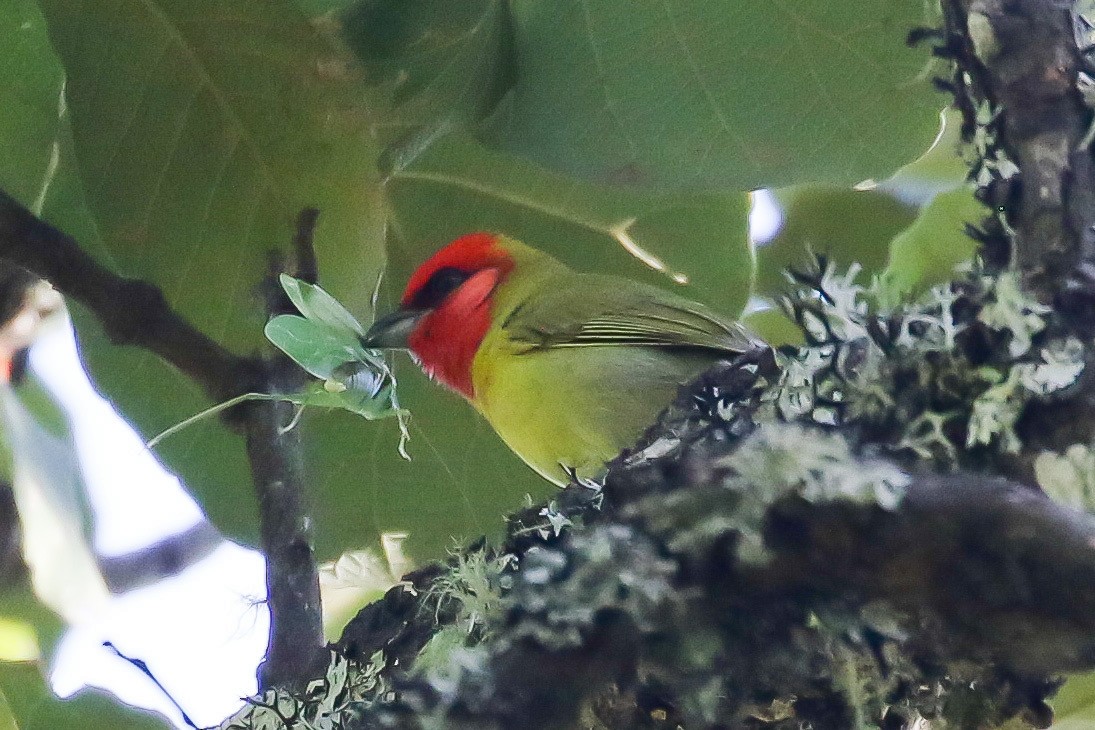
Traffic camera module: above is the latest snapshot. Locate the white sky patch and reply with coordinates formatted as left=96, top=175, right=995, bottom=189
left=749, top=189, right=783, bottom=246
left=28, top=322, right=269, bottom=727
left=29, top=322, right=204, bottom=555
left=51, top=542, right=268, bottom=728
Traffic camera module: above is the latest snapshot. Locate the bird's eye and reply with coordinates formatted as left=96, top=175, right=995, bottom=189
left=410, top=266, right=472, bottom=309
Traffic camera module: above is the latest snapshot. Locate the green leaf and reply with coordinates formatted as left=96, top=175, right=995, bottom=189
left=0, top=683, right=15, bottom=730
left=295, top=0, right=357, bottom=16
left=265, top=275, right=400, bottom=421
left=878, top=187, right=981, bottom=302
left=278, top=274, right=365, bottom=338
left=1050, top=672, right=1095, bottom=729
left=0, top=661, right=167, bottom=730
left=35, top=0, right=387, bottom=554
left=755, top=186, right=919, bottom=299
left=0, top=0, right=65, bottom=210
left=878, top=107, right=969, bottom=205
left=338, top=0, right=510, bottom=141
left=387, top=133, right=754, bottom=317
left=35, top=0, right=385, bottom=346
left=266, top=314, right=364, bottom=381
left=742, top=307, right=804, bottom=348
left=485, top=0, right=945, bottom=190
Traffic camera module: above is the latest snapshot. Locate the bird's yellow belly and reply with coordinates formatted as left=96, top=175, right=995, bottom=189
left=472, top=345, right=715, bottom=484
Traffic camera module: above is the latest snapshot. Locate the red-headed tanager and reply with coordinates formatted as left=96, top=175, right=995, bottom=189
left=362, top=233, right=762, bottom=484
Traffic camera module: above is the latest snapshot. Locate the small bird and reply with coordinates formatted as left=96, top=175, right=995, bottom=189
left=362, top=233, right=762, bottom=484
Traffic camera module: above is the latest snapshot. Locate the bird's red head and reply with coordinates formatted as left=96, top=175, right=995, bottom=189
left=398, top=233, right=515, bottom=398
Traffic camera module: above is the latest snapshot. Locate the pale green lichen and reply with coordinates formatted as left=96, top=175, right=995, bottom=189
left=718, top=424, right=909, bottom=563
left=967, top=339, right=1085, bottom=452
left=775, top=257, right=1085, bottom=464
left=731, top=424, right=909, bottom=508
left=977, top=271, right=1050, bottom=358
left=1035, top=443, right=1095, bottom=513
left=425, top=546, right=515, bottom=635
left=818, top=262, right=870, bottom=341
left=774, top=346, right=833, bottom=419
left=538, top=500, right=573, bottom=537
left=898, top=410, right=961, bottom=462
left=413, top=546, right=516, bottom=681
left=896, top=283, right=962, bottom=352
left=218, top=650, right=388, bottom=730
left=1016, top=337, right=1085, bottom=395
left=967, top=368, right=1026, bottom=452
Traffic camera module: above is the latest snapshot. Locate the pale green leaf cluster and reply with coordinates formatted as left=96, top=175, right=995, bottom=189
left=266, top=275, right=405, bottom=425
left=1036, top=445, right=1095, bottom=514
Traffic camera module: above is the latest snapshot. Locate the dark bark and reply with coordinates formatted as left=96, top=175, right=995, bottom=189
left=248, top=388, right=326, bottom=690
left=0, top=190, right=263, bottom=404
left=251, top=208, right=327, bottom=690
left=0, top=190, right=326, bottom=690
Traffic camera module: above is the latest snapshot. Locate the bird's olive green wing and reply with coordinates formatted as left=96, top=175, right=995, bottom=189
left=501, top=273, right=760, bottom=354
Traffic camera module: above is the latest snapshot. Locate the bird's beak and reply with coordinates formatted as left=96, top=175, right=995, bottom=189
left=360, top=308, right=430, bottom=349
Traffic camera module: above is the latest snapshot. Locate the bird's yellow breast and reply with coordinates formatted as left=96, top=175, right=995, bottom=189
left=471, top=335, right=714, bottom=484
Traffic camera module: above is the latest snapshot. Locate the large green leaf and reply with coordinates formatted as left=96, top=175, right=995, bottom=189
left=878, top=187, right=981, bottom=302
left=338, top=0, right=510, bottom=143
left=36, top=0, right=384, bottom=332
left=0, top=683, right=14, bottom=730
left=878, top=107, right=969, bottom=205
left=35, top=0, right=385, bottom=552
left=0, top=0, right=65, bottom=210
left=754, top=186, right=919, bottom=298
left=485, top=0, right=944, bottom=190
left=30, top=5, right=557, bottom=561
left=386, top=134, right=754, bottom=316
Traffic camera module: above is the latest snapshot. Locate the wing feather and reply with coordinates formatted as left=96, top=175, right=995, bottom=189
left=502, top=273, right=759, bottom=355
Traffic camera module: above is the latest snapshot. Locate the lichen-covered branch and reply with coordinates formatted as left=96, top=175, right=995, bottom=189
left=315, top=363, right=1091, bottom=728
left=940, top=0, right=1095, bottom=307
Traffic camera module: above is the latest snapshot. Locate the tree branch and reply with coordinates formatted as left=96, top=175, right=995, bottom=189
left=328, top=348, right=1094, bottom=728
left=0, top=190, right=326, bottom=689
left=252, top=208, right=326, bottom=690
left=944, top=0, right=1095, bottom=308
left=248, top=385, right=325, bottom=690
left=934, top=0, right=1095, bottom=477
left=99, top=521, right=223, bottom=594
left=0, top=190, right=262, bottom=403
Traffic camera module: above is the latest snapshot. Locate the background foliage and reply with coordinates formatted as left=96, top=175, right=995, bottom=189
left=0, top=0, right=1003, bottom=725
